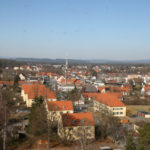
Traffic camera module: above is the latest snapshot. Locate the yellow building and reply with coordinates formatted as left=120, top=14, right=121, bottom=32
left=83, top=93, right=126, bottom=117
left=21, top=83, right=57, bottom=107
left=93, top=93, right=126, bottom=117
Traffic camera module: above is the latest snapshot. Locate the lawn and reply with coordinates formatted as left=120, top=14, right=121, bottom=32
left=127, top=105, right=150, bottom=115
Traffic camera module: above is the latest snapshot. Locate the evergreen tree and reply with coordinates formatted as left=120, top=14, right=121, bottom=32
left=27, top=97, right=47, bottom=136
left=33, top=96, right=44, bottom=107
left=125, top=134, right=136, bottom=150
left=13, top=74, right=20, bottom=87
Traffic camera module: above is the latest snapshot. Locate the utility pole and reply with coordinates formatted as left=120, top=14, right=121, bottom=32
left=65, top=56, right=68, bottom=86
left=3, top=103, right=6, bottom=150
left=0, top=90, right=6, bottom=150
left=47, top=118, right=50, bottom=149
left=44, top=88, right=50, bottom=149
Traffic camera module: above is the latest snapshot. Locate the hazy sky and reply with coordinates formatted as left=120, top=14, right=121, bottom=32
left=0, top=0, right=150, bottom=60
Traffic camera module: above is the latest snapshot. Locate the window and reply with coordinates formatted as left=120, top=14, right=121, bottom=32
left=72, top=120, right=75, bottom=124
left=78, top=127, right=82, bottom=130
left=62, top=105, right=65, bottom=109
left=56, top=106, right=58, bottom=109
left=120, top=112, right=123, bottom=114
left=113, top=112, right=119, bottom=115
left=81, top=119, right=85, bottom=123
left=86, top=133, right=91, bottom=137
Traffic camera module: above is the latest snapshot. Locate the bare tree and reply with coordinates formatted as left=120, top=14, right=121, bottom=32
left=95, top=112, right=127, bottom=142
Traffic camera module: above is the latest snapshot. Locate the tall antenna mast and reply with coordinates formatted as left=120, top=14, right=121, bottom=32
left=65, top=55, right=68, bottom=85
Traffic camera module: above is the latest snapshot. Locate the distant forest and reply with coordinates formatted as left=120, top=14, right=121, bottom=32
left=0, top=59, right=27, bottom=68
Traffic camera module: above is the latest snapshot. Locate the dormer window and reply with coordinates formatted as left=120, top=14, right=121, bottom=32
left=81, top=119, right=85, bottom=123
left=56, top=106, right=58, bottom=109
left=62, top=105, right=65, bottom=109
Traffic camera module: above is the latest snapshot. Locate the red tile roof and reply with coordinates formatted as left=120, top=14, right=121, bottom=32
left=37, top=72, right=47, bottom=76
left=21, top=83, right=56, bottom=99
left=82, top=92, right=125, bottom=107
left=95, top=93, right=125, bottom=107
left=37, top=72, right=57, bottom=76
left=144, top=85, right=150, bottom=91
left=82, top=93, right=99, bottom=99
left=60, top=78, right=82, bottom=85
left=62, top=112, right=95, bottom=127
left=97, top=86, right=106, bottom=92
left=110, top=86, right=131, bottom=93
left=47, top=72, right=57, bottom=76
left=0, top=80, right=14, bottom=86
left=47, top=101, right=73, bottom=111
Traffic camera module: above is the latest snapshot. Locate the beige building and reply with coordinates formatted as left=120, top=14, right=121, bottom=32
left=93, top=93, right=126, bottom=117
left=58, top=112, right=95, bottom=141
left=46, top=101, right=73, bottom=122
left=82, top=93, right=126, bottom=117
left=21, top=83, right=56, bottom=107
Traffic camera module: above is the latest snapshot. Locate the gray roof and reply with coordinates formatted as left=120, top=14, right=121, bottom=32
left=85, top=85, right=97, bottom=93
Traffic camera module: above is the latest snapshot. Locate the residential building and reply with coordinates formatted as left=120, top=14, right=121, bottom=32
left=58, top=112, right=95, bottom=141
left=93, top=93, right=126, bottom=117
left=46, top=101, right=73, bottom=122
left=21, top=83, right=56, bottom=107
left=82, top=92, right=126, bottom=117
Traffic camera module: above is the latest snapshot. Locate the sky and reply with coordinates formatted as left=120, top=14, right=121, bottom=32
left=0, top=0, right=150, bottom=60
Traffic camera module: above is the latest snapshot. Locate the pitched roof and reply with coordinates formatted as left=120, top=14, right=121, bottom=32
left=47, top=101, right=73, bottom=111
left=144, top=85, right=150, bottom=91
left=37, top=72, right=57, bottom=76
left=82, top=93, right=99, bottom=99
left=110, top=86, right=130, bottom=93
left=62, top=112, right=95, bottom=127
left=85, top=85, right=98, bottom=93
left=37, top=72, right=47, bottom=76
left=82, top=92, right=125, bottom=107
left=97, top=86, right=106, bottom=92
left=47, top=72, right=57, bottom=76
left=95, top=93, right=125, bottom=107
left=0, top=80, right=14, bottom=85
left=60, top=78, right=82, bottom=85
left=21, top=83, right=56, bottom=99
